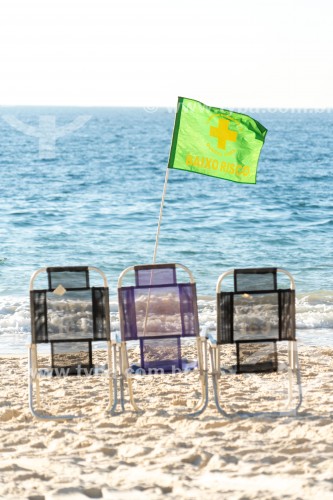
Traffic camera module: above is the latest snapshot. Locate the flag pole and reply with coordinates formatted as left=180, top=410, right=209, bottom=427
left=152, top=99, right=182, bottom=263
left=142, top=166, right=169, bottom=338
left=143, top=106, right=175, bottom=336
left=152, top=166, right=170, bottom=263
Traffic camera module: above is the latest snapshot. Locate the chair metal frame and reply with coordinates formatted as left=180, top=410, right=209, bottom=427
left=209, top=268, right=302, bottom=417
left=28, top=266, right=115, bottom=420
left=111, top=263, right=208, bottom=416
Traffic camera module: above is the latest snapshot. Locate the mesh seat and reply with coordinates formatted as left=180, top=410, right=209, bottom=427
left=236, top=341, right=278, bottom=374
left=113, top=263, right=208, bottom=415
left=28, top=266, right=113, bottom=420
left=209, top=268, right=302, bottom=417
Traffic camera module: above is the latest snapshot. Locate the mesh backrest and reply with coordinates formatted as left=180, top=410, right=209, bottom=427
left=234, top=268, right=277, bottom=292
left=139, top=337, right=182, bottom=373
left=135, top=286, right=182, bottom=337
left=233, top=292, right=279, bottom=341
left=46, top=290, right=93, bottom=341
left=217, top=267, right=295, bottom=345
left=31, top=269, right=110, bottom=344
left=119, top=265, right=199, bottom=373
left=119, top=283, right=198, bottom=341
left=236, top=341, right=278, bottom=374
left=47, top=267, right=89, bottom=290
left=135, top=264, right=177, bottom=286
left=218, top=290, right=295, bottom=344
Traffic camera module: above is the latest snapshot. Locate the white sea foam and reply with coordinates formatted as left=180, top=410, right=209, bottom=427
left=296, top=291, right=333, bottom=329
left=0, top=292, right=332, bottom=354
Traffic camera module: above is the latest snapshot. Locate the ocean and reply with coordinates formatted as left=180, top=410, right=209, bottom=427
left=0, top=106, right=332, bottom=353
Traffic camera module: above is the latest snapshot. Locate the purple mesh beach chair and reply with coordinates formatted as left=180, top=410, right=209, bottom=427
left=113, top=263, right=208, bottom=415
left=209, top=268, right=302, bottom=417
left=28, top=266, right=113, bottom=420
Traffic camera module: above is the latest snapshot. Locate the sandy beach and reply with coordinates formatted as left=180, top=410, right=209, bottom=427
left=0, top=344, right=332, bottom=500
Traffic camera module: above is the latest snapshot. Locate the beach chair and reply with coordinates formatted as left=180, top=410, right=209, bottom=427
left=28, top=266, right=113, bottom=420
left=208, top=268, right=302, bottom=417
left=113, top=263, right=208, bottom=415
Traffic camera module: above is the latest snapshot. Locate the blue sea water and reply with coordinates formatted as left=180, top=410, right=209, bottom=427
left=0, top=106, right=332, bottom=353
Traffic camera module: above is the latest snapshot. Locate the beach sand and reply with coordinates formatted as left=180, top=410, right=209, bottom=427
left=0, top=344, right=332, bottom=500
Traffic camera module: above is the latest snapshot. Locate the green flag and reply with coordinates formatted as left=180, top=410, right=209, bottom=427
left=168, top=97, right=267, bottom=184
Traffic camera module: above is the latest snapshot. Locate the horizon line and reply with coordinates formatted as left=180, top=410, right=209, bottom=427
left=0, top=104, right=332, bottom=112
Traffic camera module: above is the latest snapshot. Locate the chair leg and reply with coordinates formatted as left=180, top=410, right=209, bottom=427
left=106, top=341, right=117, bottom=412
left=28, top=345, right=79, bottom=421
left=122, top=343, right=142, bottom=412
left=119, top=343, right=126, bottom=411
left=294, top=342, right=303, bottom=413
left=28, top=345, right=47, bottom=419
left=188, top=338, right=209, bottom=417
left=109, top=342, right=143, bottom=414
left=35, top=378, right=40, bottom=407
left=209, top=344, right=229, bottom=417
left=109, top=342, right=120, bottom=414
left=190, top=338, right=205, bottom=411
left=127, top=378, right=142, bottom=412
left=284, top=341, right=302, bottom=415
left=188, top=372, right=209, bottom=417
left=32, top=346, right=41, bottom=408
left=191, top=375, right=206, bottom=412
left=237, top=342, right=302, bottom=418
left=286, top=341, right=294, bottom=408
left=28, top=345, right=38, bottom=416
left=205, top=342, right=302, bottom=419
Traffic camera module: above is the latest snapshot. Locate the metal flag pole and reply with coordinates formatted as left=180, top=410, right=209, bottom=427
left=143, top=104, right=177, bottom=337
left=142, top=166, right=170, bottom=338
left=152, top=166, right=170, bottom=263
left=152, top=99, right=181, bottom=263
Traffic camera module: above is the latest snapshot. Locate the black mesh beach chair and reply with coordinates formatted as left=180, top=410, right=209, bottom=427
left=208, top=268, right=302, bottom=417
left=28, top=266, right=113, bottom=420
left=113, top=263, right=208, bottom=415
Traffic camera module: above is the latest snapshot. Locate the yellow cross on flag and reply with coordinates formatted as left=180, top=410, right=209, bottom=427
left=210, top=118, right=238, bottom=150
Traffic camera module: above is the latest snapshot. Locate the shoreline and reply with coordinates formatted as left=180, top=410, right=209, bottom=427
left=2, top=327, right=333, bottom=358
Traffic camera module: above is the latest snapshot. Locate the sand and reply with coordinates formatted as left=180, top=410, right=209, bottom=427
left=0, top=344, right=332, bottom=500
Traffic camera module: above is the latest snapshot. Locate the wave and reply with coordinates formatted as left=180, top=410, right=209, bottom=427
left=296, top=291, right=333, bottom=330
left=0, top=292, right=332, bottom=353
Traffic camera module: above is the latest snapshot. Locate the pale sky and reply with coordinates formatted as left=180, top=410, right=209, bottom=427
left=0, top=0, right=332, bottom=108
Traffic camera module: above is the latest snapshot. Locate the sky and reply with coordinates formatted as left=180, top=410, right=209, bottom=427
left=0, top=0, right=332, bottom=108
